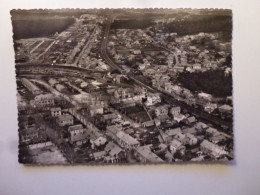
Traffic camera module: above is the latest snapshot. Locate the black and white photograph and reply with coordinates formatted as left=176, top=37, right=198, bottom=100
left=11, top=8, right=233, bottom=165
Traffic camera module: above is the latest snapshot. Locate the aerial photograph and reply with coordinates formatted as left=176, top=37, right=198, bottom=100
left=11, top=9, right=233, bottom=164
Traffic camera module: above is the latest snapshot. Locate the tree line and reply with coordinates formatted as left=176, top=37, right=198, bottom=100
left=177, top=70, right=232, bottom=97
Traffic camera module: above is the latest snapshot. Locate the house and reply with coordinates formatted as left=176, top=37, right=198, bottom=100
left=106, top=125, right=122, bottom=140
left=164, top=128, right=182, bottom=143
left=182, top=127, right=197, bottom=135
left=154, top=118, right=161, bottom=127
left=138, top=63, right=146, bottom=70
left=89, top=104, right=104, bottom=117
left=19, top=125, right=39, bottom=143
left=120, top=99, right=136, bottom=108
left=200, top=140, right=228, bottom=158
left=68, top=124, right=84, bottom=135
left=184, top=116, right=197, bottom=125
left=182, top=88, right=193, bottom=98
left=102, top=113, right=118, bottom=121
left=55, top=84, right=66, bottom=92
left=155, top=105, right=168, bottom=117
left=134, top=145, right=164, bottom=163
left=80, top=82, right=88, bottom=88
left=171, top=85, right=182, bottom=95
left=193, top=63, right=202, bottom=70
left=91, top=151, right=106, bottom=161
left=175, top=133, right=188, bottom=145
left=195, top=122, right=208, bottom=131
left=185, top=133, right=198, bottom=146
left=173, top=66, right=185, bottom=72
left=132, top=49, right=141, bottom=55
left=198, top=92, right=213, bottom=102
left=143, top=68, right=156, bottom=77
left=165, top=83, right=174, bottom=93
left=48, top=78, right=59, bottom=87
left=206, top=127, right=220, bottom=136
left=209, top=134, right=229, bottom=144
left=142, top=120, right=155, bottom=128
left=116, top=131, right=140, bottom=150
left=173, top=113, right=186, bottom=123
left=50, top=107, right=61, bottom=117
left=170, top=106, right=181, bottom=116
left=33, top=94, right=55, bottom=107
left=204, top=103, right=218, bottom=113
left=145, top=93, right=161, bottom=106
left=104, top=142, right=125, bottom=163
left=186, top=66, right=194, bottom=73
left=218, top=104, right=232, bottom=114
left=159, top=75, right=170, bottom=84
left=86, top=130, right=107, bottom=148
left=68, top=125, right=87, bottom=146
left=189, top=46, right=197, bottom=51
left=169, top=139, right=186, bottom=155
left=191, top=155, right=205, bottom=162
left=167, top=54, right=174, bottom=67
left=156, top=114, right=170, bottom=123
left=56, top=114, right=74, bottom=126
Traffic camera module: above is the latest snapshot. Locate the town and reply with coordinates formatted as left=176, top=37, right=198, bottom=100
left=12, top=9, right=233, bottom=164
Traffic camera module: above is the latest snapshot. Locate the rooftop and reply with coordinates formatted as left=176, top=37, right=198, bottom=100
left=35, top=93, right=54, bottom=101
left=51, top=107, right=61, bottom=112
left=57, top=114, right=73, bottom=121
left=116, top=131, right=140, bottom=146
left=68, top=124, right=83, bottom=132
left=136, top=145, right=164, bottom=163
left=165, top=128, right=182, bottom=137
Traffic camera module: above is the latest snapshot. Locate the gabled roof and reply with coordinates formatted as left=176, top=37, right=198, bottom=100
left=70, top=133, right=87, bottom=142
left=105, top=142, right=123, bottom=156
left=219, top=104, right=232, bottom=111
left=182, top=127, right=197, bottom=134
left=165, top=128, right=182, bottom=137
left=92, top=151, right=106, bottom=159
left=173, top=113, right=186, bottom=119
left=200, top=140, right=227, bottom=156
left=170, top=139, right=182, bottom=148
left=135, top=146, right=164, bottom=163
left=57, top=114, right=73, bottom=121
left=51, top=107, right=61, bottom=112
left=116, top=131, right=140, bottom=146
left=206, top=127, right=219, bottom=135
left=176, top=133, right=186, bottom=141
left=107, top=125, right=122, bottom=135
left=89, top=104, right=104, bottom=110
left=103, top=113, right=118, bottom=120
left=195, top=122, right=208, bottom=130
left=187, top=116, right=196, bottom=123
left=86, top=130, right=104, bottom=141
left=35, top=93, right=54, bottom=101
left=157, top=114, right=170, bottom=121
left=170, top=106, right=181, bottom=112
left=68, top=124, right=83, bottom=132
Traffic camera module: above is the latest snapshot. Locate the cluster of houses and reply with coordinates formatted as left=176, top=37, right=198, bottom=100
left=139, top=101, right=232, bottom=160
left=18, top=75, right=232, bottom=162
